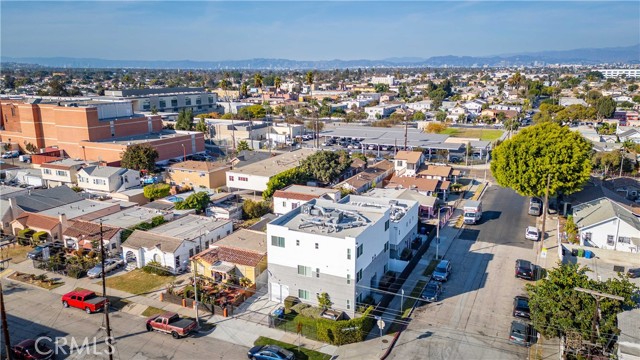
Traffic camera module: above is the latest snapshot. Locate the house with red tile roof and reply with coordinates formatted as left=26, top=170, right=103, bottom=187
left=62, top=220, right=122, bottom=255
left=386, top=175, right=451, bottom=200
left=10, top=212, right=65, bottom=242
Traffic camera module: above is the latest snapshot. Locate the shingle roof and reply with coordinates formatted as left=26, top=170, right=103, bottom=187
left=395, top=151, right=423, bottom=164
left=123, top=230, right=183, bottom=253
left=13, top=212, right=60, bottom=231
left=63, top=220, right=120, bottom=241
left=192, top=245, right=265, bottom=267
left=80, top=165, right=127, bottom=178
left=386, top=175, right=441, bottom=193
left=573, top=197, right=640, bottom=231
left=13, top=185, right=83, bottom=212
left=417, top=165, right=453, bottom=178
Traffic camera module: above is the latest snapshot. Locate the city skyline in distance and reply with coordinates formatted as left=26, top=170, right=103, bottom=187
left=1, top=1, right=639, bottom=62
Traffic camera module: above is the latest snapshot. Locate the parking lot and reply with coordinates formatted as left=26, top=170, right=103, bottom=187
left=390, top=186, right=559, bottom=360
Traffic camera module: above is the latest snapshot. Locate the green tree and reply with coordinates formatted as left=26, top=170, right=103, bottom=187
left=174, top=191, right=210, bottom=213
left=242, top=198, right=271, bottom=219
left=175, top=108, right=194, bottom=130
left=628, top=84, right=639, bottom=92
left=435, top=111, right=447, bottom=122
left=595, top=96, right=616, bottom=119
left=317, top=292, right=333, bottom=310
left=240, top=83, right=248, bottom=98
left=143, top=183, right=170, bottom=201
left=195, top=118, right=208, bottom=135
left=236, top=140, right=252, bottom=152
left=274, top=76, right=282, bottom=93
left=263, top=167, right=309, bottom=199
left=351, top=152, right=367, bottom=162
left=412, top=111, right=426, bottom=121
left=585, top=71, right=604, bottom=82
left=591, top=151, right=622, bottom=177
left=526, top=263, right=637, bottom=347
left=374, top=83, right=389, bottom=93
left=490, top=122, right=592, bottom=199
left=305, top=120, right=324, bottom=133
left=120, top=143, right=158, bottom=172
left=564, top=215, right=578, bottom=244
left=300, top=150, right=352, bottom=184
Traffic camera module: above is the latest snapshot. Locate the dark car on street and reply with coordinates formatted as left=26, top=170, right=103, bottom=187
left=509, top=321, right=534, bottom=347
left=432, top=259, right=452, bottom=282
left=247, top=345, right=295, bottom=360
left=515, top=259, right=535, bottom=280
left=627, top=268, right=640, bottom=278
left=513, top=296, right=530, bottom=319
left=421, top=280, right=443, bottom=303
left=11, top=339, right=53, bottom=360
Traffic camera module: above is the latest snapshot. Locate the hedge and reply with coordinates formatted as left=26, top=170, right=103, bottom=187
left=17, top=228, right=35, bottom=245
left=32, top=231, right=48, bottom=243
left=290, top=305, right=375, bottom=346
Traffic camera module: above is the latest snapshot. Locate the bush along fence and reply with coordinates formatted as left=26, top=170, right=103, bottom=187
left=271, top=305, right=375, bottom=346
left=160, top=291, right=235, bottom=317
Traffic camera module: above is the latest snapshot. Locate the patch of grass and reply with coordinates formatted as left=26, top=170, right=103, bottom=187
left=103, top=269, right=175, bottom=295
left=8, top=272, right=64, bottom=290
left=141, top=306, right=165, bottom=317
left=439, top=127, right=503, bottom=141
left=254, top=336, right=331, bottom=360
left=74, top=287, right=131, bottom=311
left=423, top=259, right=440, bottom=277
left=1, top=244, right=32, bottom=264
left=471, top=183, right=487, bottom=201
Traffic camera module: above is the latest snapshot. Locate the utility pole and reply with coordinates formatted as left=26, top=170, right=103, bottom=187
left=0, top=282, right=12, bottom=360
left=99, top=221, right=114, bottom=360
left=574, top=287, right=623, bottom=356
left=193, top=264, right=200, bottom=327
left=541, top=173, right=551, bottom=247
left=404, top=107, right=408, bottom=150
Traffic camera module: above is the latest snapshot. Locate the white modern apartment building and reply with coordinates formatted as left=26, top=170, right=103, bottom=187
left=266, top=195, right=418, bottom=317
left=104, top=87, right=217, bottom=114
left=371, top=76, right=396, bottom=86
left=365, top=104, right=401, bottom=120
left=596, top=69, right=640, bottom=79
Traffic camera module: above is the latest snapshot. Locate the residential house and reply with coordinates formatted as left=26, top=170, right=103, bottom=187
left=77, top=166, right=141, bottom=193
left=40, top=159, right=87, bottom=187
left=166, top=160, right=231, bottom=190
left=191, top=229, right=267, bottom=288
left=10, top=212, right=65, bottom=242
left=8, top=185, right=84, bottom=214
left=226, top=149, right=316, bottom=192
left=417, top=165, right=460, bottom=182
left=273, top=185, right=342, bottom=216
left=368, top=188, right=438, bottom=220
left=334, top=160, right=394, bottom=194
left=489, top=104, right=522, bottom=113
left=63, top=220, right=122, bottom=255
left=386, top=175, right=451, bottom=200
left=614, top=111, right=640, bottom=127
left=617, top=127, right=640, bottom=144
left=266, top=199, right=392, bottom=317
left=393, top=151, right=424, bottom=177
left=573, top=198, right=639, bottom=253
left=462, top=100, right=485, bottom=115
left=98, top=206, right=172, bottom=230
left=122, top=215, right=233, bottom=273
left=365, top=104, right=401, bottom=120
left=206, top=193, right=243, bottom=220
left=406, top=100, right=433, bottom=112
left=617, top=309, right=640, bottom=360
left=38, top=199, right=123, bottom=222
left=481, top=109, right=518, bottom=120
left=559, top=97, right=588, bottom=107
left=0, top=185, right=28, bottom=200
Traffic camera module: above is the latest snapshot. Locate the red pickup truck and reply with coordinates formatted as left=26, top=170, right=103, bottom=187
left=61, top=290, right=108, bottom=314
left=146, top=312, right=197, bottom=339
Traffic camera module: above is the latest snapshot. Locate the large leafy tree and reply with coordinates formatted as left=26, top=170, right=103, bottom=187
left=595, top=96, right=616, bottom=119
left=490, top=122, right=592, bottom=198
left=263, top=167, right=309, bottom=199
left=175, top=191, right=210, bottom=213
left=121, top=143, right=158, bottom=172
left=300, top=150, right=352, bottom=184
left=175, top=108, right=194, bottom=130
left=526, top=263, right=637, bottom=348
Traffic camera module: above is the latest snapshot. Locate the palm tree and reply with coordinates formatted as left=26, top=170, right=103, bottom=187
left=305, top=71, right=318, bottom=147
left=508, top=72, right=523, bottom=91
left=274, top=76, right=282, bottom=95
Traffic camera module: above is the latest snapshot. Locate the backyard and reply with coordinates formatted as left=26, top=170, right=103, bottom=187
left=103, top=269, right=175, bottom=295
left=439, top=127, right=504, bottom=141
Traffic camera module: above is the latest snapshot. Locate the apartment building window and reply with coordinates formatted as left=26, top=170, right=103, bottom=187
left=356, top=269, right=362, bottom=282
left=171, top=98, right=178, bottom=107
left=346, top=300, right=351, bottom=310
left=93, top=179, right=106, bottom=185
left=618, top=236, right=631, bottom=244
left=208, top=95, right=214, bottom=104
left=347, top=274, right=351, bottom=284
left=356, top=244, right=363, bottom=258
left=228, top=176, right=234, bottom=181
left=239, top=177, right=248, bottom=182
left=297, top=265, right=312, bottom=277
left=55, top=170, right=67, bottom=177
left=292, top=203, right=298, bottom=209
left=296, top=240, right=300, bottom=246
left=43, top=169, right=52, bottom=175
left=298, top=289, right=310, bottom=300
left=271, top=236, right=285, bottom=248
left=196, top=96, right=202, bottom=105
left=607, top=235, right=615, bottom=246
left=282, top=202, right=286, bottom=207
left=189, top=249, right=194, bottom=257
left=142, top=100, right=151, bottom=111
left=315, top=243, right=319, bottom=250
left=385, top=220, right=390, bottom=231
left=159, top=100, right=166, bottom=109
left=347, top=248, right=351, bottom=260
left=384, top=241, right=389, bottom=252
left=316, top=268, right=320, bottom=278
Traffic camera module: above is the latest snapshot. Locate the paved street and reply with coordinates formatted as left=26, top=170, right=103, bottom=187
left=2, top=280, right=250, bottom=360
left=389, top=185, right=558, bottom=360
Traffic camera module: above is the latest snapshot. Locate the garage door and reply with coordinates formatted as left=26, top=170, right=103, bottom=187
left=270, top=283, right=289, bottom=302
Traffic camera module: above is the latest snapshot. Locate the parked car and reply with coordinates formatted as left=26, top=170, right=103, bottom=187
left=421, top=280, right=443, bottom=303
left=27, top=242, right=64, bottom=260
left=528, top=203, right=541, bottom=216
left=247, top=344, right=295, bottom=360
left=61, top=290, right=108, bottom=314
left=515, top=259, right=535, bottom=280
left=513, top=296, right=530, bottom=319
left=2, top=150, right=19, bottom=159
left=627, top=268, right=640, bottom=278
left=10, top=339, right=53, bottom=360
left=525, top=226, right=540, bottom=241
left=432, top=259, right=452, bottom=282
left=509, top=321, right=533, bottom=346
left=146, top=312, right=198, bottom=339
left=87, top=258, right=125, bottom=279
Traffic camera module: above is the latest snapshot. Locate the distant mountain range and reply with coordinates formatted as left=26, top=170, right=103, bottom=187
left=3, top=44, right=638, bottom=70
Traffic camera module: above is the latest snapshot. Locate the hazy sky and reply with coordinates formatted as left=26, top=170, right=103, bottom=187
left=2, top=1, right=638, bottom=61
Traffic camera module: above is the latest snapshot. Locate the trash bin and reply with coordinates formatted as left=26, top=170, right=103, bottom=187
left=571, top=249, right=578, bottom=257
left=585, top=250, right=593, bottom=259
left=577, top=249, right=585, bottom=257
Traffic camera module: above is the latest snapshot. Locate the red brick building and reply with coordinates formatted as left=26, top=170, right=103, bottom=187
left=0, top=99, right=204, bottom=164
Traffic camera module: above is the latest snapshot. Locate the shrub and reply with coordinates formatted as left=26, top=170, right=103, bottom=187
left=242, top=199, right=271, bottom=220
left=400, top=247, right=413, bottom=260
left=32, top=231, right=48, bottom=243
left=66, top=267, right=85, bottom=279
left=17, top=228, right=35, bottom=245
left=299, top=305, right=323, bottom=319
left=142, top=261, right=173, bottom=276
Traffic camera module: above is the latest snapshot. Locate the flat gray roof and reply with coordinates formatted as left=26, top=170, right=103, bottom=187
left=99, top=206, right=168, bottom=229
left=149, top=214, right=231, bottom=240
left=278, top=185, right=339, bottom=196
left=94, top=130, right=197, bottom=145
left=320, top=126, right=452, bottom=148
left=227, top=149, right=316, bottom=178
left=39, top=199, right=119, bottom=220
left=269, top=198, right=386, bottom=239
left=214, top=229, right=266, bottom=253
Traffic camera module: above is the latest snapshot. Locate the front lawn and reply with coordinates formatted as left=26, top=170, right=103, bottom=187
left=439, top=128, right=503, bottom=141
left=1, top=244, right=31, bottom=264
left=254, top=336, right=331, bottom=360
left=103, top=269, right=174, bottom=295
left=141, top=306, right=165, bottom=317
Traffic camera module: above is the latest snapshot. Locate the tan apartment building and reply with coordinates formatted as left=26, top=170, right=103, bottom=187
left=166, top=160, right=231, bottom=190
